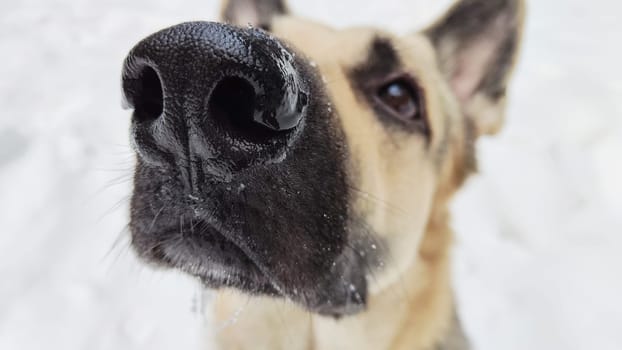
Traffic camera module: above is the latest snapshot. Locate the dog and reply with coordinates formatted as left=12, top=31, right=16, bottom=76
left=121, top=0, right=525, bottom=348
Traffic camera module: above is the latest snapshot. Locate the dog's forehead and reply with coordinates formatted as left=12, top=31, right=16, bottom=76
left=270, top=16, right=367, bottom=62
left=270, top=16, right=431, bottom=69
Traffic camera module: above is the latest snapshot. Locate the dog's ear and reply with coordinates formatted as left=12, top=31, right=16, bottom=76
left=221, top=0, right=289, bottom=29
left=425, top=0, right=525, bottom=135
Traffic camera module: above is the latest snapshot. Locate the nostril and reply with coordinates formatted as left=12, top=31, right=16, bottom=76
left=207, top=77, right=279, bottom=143
left=209, top=77, right=256, bottom=130
left=131, top=66, right=164, bottom=122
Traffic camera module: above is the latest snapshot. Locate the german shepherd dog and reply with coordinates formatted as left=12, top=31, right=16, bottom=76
left=121, top=0, right=525, bottom=348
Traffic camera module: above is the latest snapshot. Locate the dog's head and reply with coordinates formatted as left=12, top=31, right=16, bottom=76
left=123, top=0, right=524, bottom=316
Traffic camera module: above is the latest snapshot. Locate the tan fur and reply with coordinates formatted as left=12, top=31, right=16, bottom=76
left=209, top=1, right=525, bottom=349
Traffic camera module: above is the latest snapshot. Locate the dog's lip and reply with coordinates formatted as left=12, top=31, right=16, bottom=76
left=136, top=215, right=369, bottom=316
left=154, top=220, right=284, bottom=295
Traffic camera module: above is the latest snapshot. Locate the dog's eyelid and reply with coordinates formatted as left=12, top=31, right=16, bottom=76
left=370, top=74, right=430, bottom=136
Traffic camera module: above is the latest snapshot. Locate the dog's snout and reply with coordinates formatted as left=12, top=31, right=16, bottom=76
left=122, top=21, right=309, bottom=176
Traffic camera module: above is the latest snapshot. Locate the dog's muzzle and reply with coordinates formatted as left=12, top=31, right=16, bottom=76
left=122, top=22, right=368, bottom=317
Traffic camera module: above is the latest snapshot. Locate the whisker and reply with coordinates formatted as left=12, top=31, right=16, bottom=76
left=89, top=172, right=133, bottom=203
left=348, top=185, right=409, bottom=217
left=349, top=213, right=411, bottom=303
left=147, top=204, right=167, bottom=236
left=102, top=224, right=132, bottom=266
left=96, top=194, right=131, bottom=224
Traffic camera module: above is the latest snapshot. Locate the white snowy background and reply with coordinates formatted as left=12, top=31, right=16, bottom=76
left=1, top=0, right=620, bottom=349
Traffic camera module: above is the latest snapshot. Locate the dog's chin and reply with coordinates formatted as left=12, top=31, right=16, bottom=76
left=134, top=220, right=367, bottom=317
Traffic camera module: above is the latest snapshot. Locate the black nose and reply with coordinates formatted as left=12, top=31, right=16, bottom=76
left=121, top=22, right=309, bottom=177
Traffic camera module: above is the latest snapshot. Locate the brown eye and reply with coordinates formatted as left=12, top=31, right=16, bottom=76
left=377, top=79, right=421, bottom=122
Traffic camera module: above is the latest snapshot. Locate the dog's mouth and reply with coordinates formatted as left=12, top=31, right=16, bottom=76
left=130, top=200, right=372, bottom=317
left=149, top=221, right=282, bottom=297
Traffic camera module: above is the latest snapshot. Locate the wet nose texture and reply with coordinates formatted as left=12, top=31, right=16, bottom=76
left=121, top=22, right=310, bottom=181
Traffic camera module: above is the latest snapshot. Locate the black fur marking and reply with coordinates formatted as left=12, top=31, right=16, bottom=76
left=350, top=38, right=402, bottom=83
left=124, top=21, right=373, bottom=316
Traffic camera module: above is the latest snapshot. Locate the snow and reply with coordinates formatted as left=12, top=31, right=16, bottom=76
left=1, top=0, right=620, bottom=349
